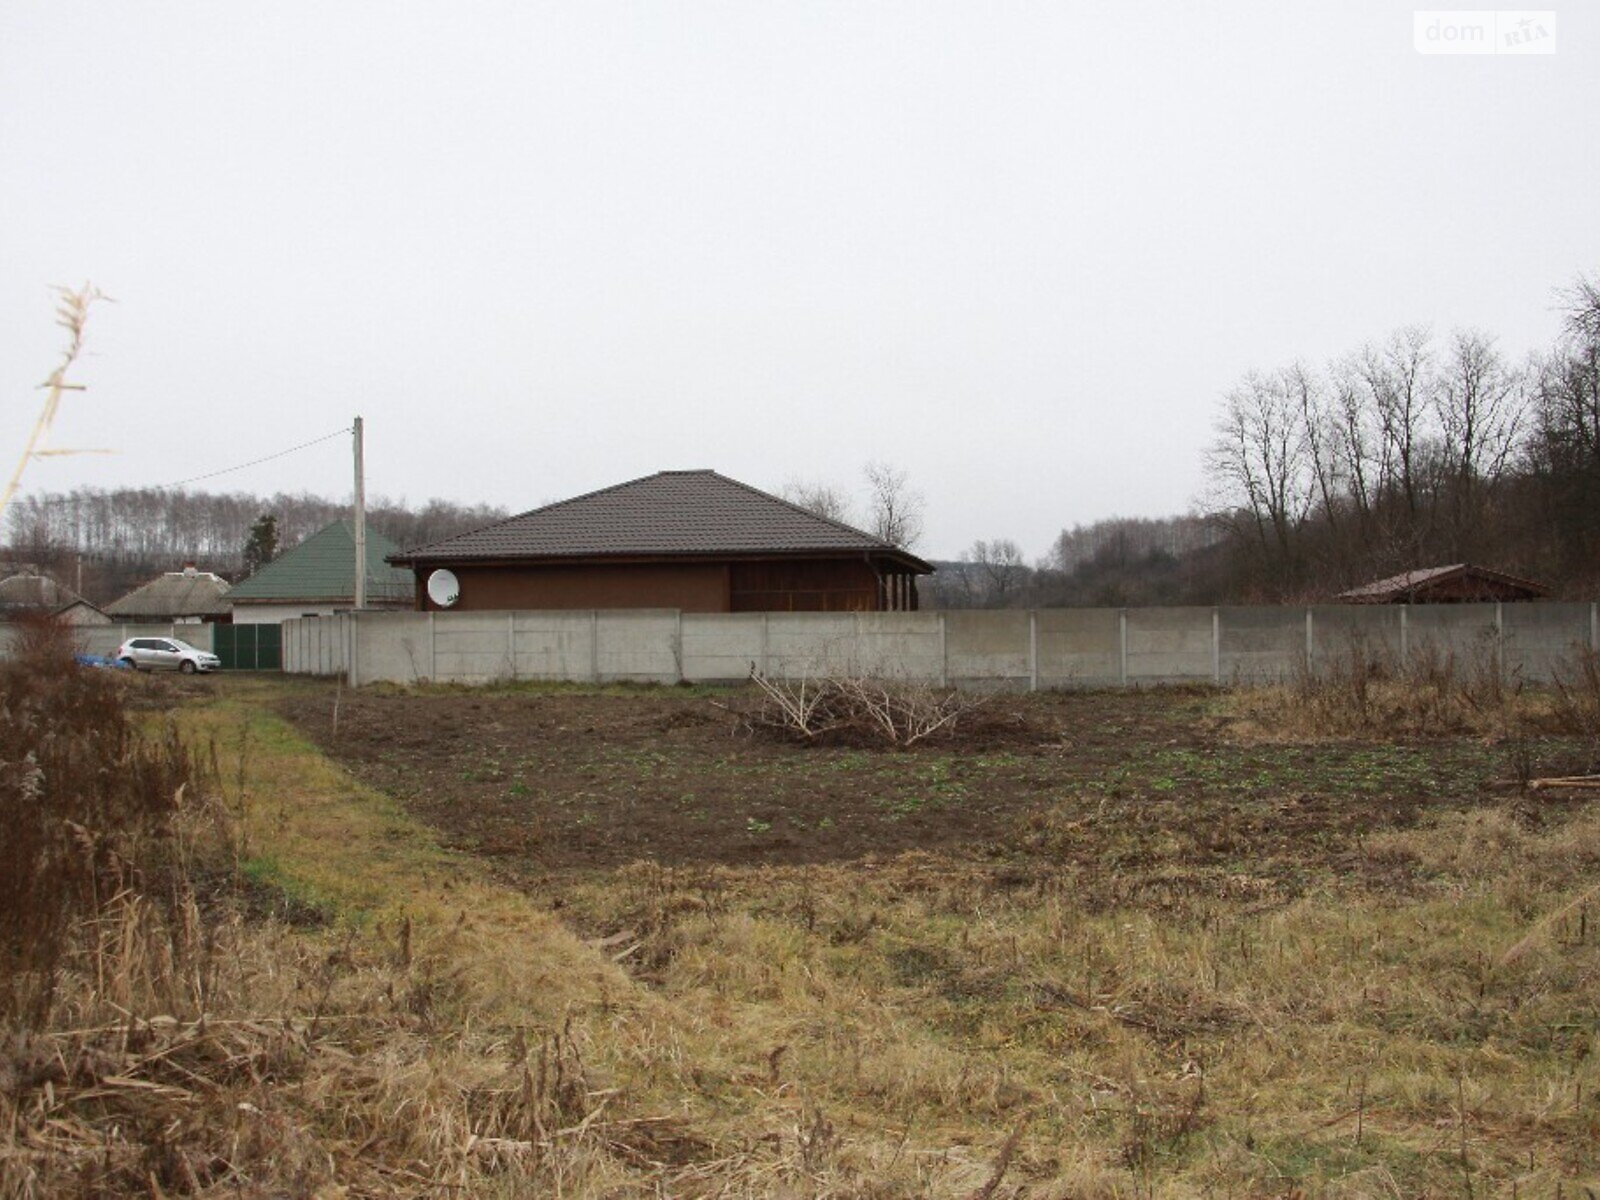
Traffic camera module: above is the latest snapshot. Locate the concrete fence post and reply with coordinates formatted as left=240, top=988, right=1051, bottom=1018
left=1400, top=605, right=1409, bottom=665
left=674, top=609, right=684, bottom=684
left=1028, top=610, right=1039, bottom=693
left=507, top=613, right=517, bottom=681
left=760, top=612, right=770, bottom=678
left=589, top=611, right=600, bottom=683
left=349, top=615, right=360, bottom=688
left=1304, top=607, right=1314, bottom=666
left=1118, top=609, right=1128, bottom=688
left=1495, top=601, right=1505, bottom=677
left=939, top=611, right=948, bottom=687
left=1211, top=607, right=1221, bottom=685
left=428, top=612, right=437, bottom=683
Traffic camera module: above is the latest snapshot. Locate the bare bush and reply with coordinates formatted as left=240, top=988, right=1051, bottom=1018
left=1228, top=631, right=1525, bottom=740
left=1550, top=645, right=1600, bottom=745
left=743, top=669, right=984, bottom=747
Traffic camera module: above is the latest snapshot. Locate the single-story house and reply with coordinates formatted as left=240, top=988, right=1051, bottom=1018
left=388, top=469, right=934, bottom=613
left=106, top=565, right=232, bottom=624
left=225, top=520, right=412, bottom=624
left=54, top=598, right=113, bottom=626
left=1337, top=563, right=1549, bottom=604
left=0, top=570, right=106, bottom=623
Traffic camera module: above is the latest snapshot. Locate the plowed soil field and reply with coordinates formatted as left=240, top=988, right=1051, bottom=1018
left=281, top=685, right=1515, bottom=882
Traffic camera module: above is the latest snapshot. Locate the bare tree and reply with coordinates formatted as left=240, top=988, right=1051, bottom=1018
left=1528, top=273, right=1600, bottom=581
left=779, top=479, right=854, bottom=525
left=968, top=538, right=1028, bottom=606
left=1328, top=353, right=1385, bottom=553
left=1366, top=326, right=1436, bottom=530
left=1287, top=362, right=1349, bottom=544
left=1206, top=370, right=1314, bottom=584
left=1433, top=329, right=1527, bottom=555
left=1561, top=271, right=1600, bottom=347
left=863, top=462, right=924, bottom=549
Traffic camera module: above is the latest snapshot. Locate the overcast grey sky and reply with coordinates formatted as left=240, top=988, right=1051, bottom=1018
left=2, top=1, right=1595, bottom=560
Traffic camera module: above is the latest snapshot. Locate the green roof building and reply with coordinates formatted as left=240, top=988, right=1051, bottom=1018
left=227, top=521, right=412, bottom=625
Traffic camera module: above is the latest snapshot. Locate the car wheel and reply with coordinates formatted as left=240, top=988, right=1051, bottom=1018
left=179, top=660, right=197, bottom=675
left=119, top=657, right=137, bottom=671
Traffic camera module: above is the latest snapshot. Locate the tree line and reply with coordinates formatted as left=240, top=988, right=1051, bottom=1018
left=10, top=270, right=1595, bottom=611
left=923, top=516, right=1226, bottom=609
left=3, top=488, right=506, bottom=604
left=934, top=269, right=1599, bottom=608
left=1204, top=271, right=1599, bottom=600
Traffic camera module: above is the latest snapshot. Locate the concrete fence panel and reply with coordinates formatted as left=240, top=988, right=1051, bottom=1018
left=595, top=610, right=680, bottom=682
left=1125, top=607, right=1214, bottom=684
left=1308, top=605, right=1402, bottom=668
left=265, top=602, right=1600, bottom=691
left=1405, top=603, right=1499, bottom=668
left=1502, top=601, right=1593, bottom=682
left=73, top=624, right=216, bottom=659
left=435, top=613, right=519, bottom=683
left=944, top=610, right=1030, bottom=689
left=682, top=613, right=766, bottom=682
left=0, top=621, right=218, bottom=664
left=852, top=613, right=944, bottom=681
left=1219, top=606, right=1306, bottom=683
left=352, top=612, right=432, bottom=685
left=1035, top=608, right=1121, bottom=687
left=764, top=614, right=860, bottom=678
left=283, top=615, right=350, bottom=676
left=512, top=612, right=597, bottom=680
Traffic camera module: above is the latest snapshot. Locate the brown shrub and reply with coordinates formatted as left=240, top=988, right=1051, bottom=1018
left=1550, top=645, right=1600, bottom=746
left=0, top=617, right=214, bottom=1026
left=1229, top=631, right=1525, bottom=740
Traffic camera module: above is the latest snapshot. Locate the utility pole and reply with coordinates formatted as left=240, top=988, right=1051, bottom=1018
left=353, top=416, right=366, bottom=610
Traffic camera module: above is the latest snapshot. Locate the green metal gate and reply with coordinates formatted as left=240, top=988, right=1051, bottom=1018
left=213, top=624, right=282, bottom=671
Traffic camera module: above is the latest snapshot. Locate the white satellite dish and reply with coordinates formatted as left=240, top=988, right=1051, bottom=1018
left=426, top=568, right=461, bottom=608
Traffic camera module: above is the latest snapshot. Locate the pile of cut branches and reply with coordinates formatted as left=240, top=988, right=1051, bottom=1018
left=738, top=669, right=984, bottom=748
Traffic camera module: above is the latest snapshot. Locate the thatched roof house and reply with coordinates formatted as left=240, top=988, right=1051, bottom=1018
left=106, top=566, right=232, bottom=623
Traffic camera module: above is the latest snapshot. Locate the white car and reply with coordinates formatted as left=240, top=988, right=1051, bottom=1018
left=116, top=636, right=221, bottom=674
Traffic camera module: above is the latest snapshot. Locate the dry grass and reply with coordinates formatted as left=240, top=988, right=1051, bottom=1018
left=0, top=618, right=208, bottom=1027
left=1224, top=634, right=1565, bottom=742
left=7, top=669, right=1600, bottom=1196
left=549, top=807, right=1600, bottom=1196
left=1551, top=646, right=1600, bottom=747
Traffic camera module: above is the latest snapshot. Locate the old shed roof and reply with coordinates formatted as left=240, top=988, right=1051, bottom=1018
left=106, top=569, right=231, bottom=619
left=1337, top=563, right=1549, bottom=603
left=227, top=520, right=412, bottom=605
left=0, top=572, right=85, bottom=613
left=390, top=470, right=933, bottom=572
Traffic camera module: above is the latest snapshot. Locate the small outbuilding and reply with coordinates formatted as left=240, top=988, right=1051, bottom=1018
left=1337, top=563, right=1550, bottom=604
left=106, top=565, right=232, bottom=624
left=53, top=598, right=113, bottom=626
left=226, top=520, right=413, bottom=624
left=389, top=470, right=934, bottom=613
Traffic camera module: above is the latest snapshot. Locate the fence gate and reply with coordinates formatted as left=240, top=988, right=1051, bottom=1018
left=213, top=624, right=282, bottom=671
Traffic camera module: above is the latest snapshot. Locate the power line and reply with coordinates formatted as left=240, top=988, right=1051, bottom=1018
left=155, top=425, right=352, bottom=489
left=7, top=425, right=353, bottom=509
